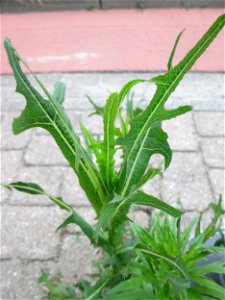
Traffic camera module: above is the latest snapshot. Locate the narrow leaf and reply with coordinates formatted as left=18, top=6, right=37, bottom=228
left=87, top=95, right=104, bottom=117
left=52, top=82, right=66, bottom=104
left=96, top=93, right=119, bottom=191
left=4, top=182, right=45, bottom=195
left=4, top=181, right=73, bottom=212
left=167, top=29, right=185, bottom=71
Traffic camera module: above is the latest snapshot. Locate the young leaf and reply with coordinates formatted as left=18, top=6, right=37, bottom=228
left=98, top=93, right=119, bottom=191
left=167, top=29, right=185, bottom=71
left=87, top=95, right=104, bottom=117
left=117, top=14, right=225, bottom=196
left=4, top=38, right=107, bottom=216
left=52, top=82, right=66, bottom=105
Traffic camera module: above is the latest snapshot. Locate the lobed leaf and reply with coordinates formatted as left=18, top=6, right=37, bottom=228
left=4, top=38, right=108, bottom=216
left=117, top=14, right=225, bottom=196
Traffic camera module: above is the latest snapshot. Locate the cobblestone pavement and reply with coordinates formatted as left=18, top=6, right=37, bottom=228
left=1, top=72, right=224, bottom=299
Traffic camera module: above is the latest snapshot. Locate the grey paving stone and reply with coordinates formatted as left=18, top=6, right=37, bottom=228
left=200, top=137, right=224, bottom=168
left=61, top=73, right=101, bottom=89
left=142, top=175, right=161, bottom=199
left=9, top=166, right=63, bottom=206
left=163, top=112, right=198, bottom=151
left=161, top=152, right=213, bottom=211
left=1, top=206, right=64, bottom=259
left=193, top=111, right=225, bottom=137
left=100, top=72, right=144, bottom=86
left=60, top=167, right=91, bottom=207
left=1, top=75, right=17, bottom=87
left=1, top=150, right=23, bottom=203
left=24, top=134, right=68, bottom=166
left=58, top=235, right=100, bottom=284
left=0, top=259, right=45, bottom=300
left=208, top=169, right=225, bottom=202
left=129, top=210, right=150, bottom=228
left=1, top=88, right=26, bottom=112
left=1, top=112, right=32, bottom=150
left=165, top=73, right=224, bottom=111
left=65, top=87, right=112, bottom=110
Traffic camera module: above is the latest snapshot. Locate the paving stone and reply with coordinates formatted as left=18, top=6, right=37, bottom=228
left=142, top=175, right=161, bottom=198
left=65, top=87, right=113, bottom=110
left=1, top=88, right=26, bottom=112
left=163, top=112, right=198, bottom=151
left=194, top=111, right=225, bottom=137
left=208, top=169, right=225, bottom=202
left=24, top=134, right=68, bottom=166
left=0, top=259, right=45, bottom=300
left=161, top=152, right=213, bottom=210
left=100, top=72, right=143, bottom=86
left=165, top=73, right=224, bottom=111
left=1, top=150, right=23, bottom=203
left=1, top=206, right=64, bottom=259
left=9, top=166, right=63, bottom=206
left=1, top=112, right=32, bottom=150
left=129, top=210, right=150, bottom=228
left=200, top=137, right=224, bottom=168
left=61, top=73, right=101, bottom=89
left=60, top=167, right=90, bottom=206
left=58, top=235, right=100, bottom=284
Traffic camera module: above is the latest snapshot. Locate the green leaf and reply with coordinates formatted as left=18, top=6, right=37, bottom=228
left=118, top=79, right=148, bottom=104
left=87, top=95, right=104, bottom=117
left=52, top=82, right=66, bottom=105
left=167, top=29, right=185, bottom=71
left=117, top=125, right=172, bottom=194
left=97, top=93, right=119, bottom=191
left=4, top=38, right=107, bottom=216
left=136, top=247, right=189, bottom=280
left=97, top=191, right=183, bottom=232
left=4, top=181, right=45, bottom=195
left=193, top=261, right=225, bottom=276
left=117, top=14, right=225, bottom=196
left=130, top=222, right=154, bottom=246
left=193, top=277, right=225, bottom=299
left=4, top=181, right=73, bottom=212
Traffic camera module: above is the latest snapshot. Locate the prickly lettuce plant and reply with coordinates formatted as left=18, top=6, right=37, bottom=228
left=4, top=14, right=225, bottom=300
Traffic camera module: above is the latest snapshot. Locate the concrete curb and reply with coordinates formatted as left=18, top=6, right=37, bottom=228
left=2, top=0, right=224, bottom=13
